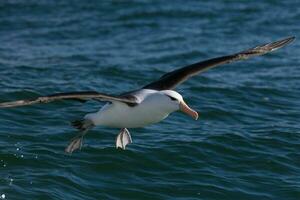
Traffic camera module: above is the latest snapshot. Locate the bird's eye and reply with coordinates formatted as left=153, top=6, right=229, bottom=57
left=168, top=96, right=177, bottom=101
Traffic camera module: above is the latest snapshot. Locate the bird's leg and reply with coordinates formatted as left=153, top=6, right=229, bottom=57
left=115, top=128, right=132, bottom=150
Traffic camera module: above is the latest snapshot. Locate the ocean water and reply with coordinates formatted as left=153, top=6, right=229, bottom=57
left=0, top=1, right=299, bottom=199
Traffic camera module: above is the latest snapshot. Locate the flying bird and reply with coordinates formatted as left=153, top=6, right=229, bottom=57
left=0, top=36, right=295, bottom=153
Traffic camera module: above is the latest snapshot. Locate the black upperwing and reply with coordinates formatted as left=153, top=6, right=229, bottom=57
left=0, top=91, right=138, bottom=108
left=143, top=36, right=295, bottom=90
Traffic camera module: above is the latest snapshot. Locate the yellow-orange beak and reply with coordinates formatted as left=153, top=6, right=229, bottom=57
left=179, top=101, right=198, bottom=120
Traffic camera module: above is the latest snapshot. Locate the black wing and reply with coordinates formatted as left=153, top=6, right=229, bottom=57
left=143, top=36, right=295, bottom=90
left=0, top=91, right=137, bottom=108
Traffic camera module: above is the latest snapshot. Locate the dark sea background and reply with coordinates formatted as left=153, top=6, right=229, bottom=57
left=0, top=1, right=299, bottom=199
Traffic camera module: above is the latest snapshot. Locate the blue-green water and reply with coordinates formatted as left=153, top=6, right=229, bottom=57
left=0, top=1, right=299, bottom=199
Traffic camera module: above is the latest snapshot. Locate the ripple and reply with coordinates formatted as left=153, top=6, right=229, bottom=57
left=0, top=0, right=299, bottom=199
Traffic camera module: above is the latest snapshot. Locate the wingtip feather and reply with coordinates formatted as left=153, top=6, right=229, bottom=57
left=266, top=36, right=295, bottom=51
left=0, top=100, right=27, bottom=108
left=240, top=36, right=295, bottom=58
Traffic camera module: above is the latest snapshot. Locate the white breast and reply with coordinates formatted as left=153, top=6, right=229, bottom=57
left=85, top=90, right=175, bottom=128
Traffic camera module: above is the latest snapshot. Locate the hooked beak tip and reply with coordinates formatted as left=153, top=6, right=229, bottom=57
left=194, top=113, right=199, bottom=120
left=179, top=101, right=199, bottom=120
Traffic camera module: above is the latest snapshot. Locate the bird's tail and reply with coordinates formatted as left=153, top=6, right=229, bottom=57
left=71, top=119, right=94, bottom=132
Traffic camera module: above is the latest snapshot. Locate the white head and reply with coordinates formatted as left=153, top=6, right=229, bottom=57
left=160, top=90, right=198, bottom=120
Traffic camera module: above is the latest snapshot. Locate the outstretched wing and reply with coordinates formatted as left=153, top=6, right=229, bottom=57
left=143, top=36, right=295, bottom=90
left=0, top=91, right=138, bottom=108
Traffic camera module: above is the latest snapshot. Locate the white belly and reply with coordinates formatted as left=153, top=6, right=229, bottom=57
left=86, top=101, right=170, bottom=128
left=84, top=89, right=179, bottom=128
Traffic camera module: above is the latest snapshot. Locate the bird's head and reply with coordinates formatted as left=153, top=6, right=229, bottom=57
left=161, top=90, right=198, bottom=120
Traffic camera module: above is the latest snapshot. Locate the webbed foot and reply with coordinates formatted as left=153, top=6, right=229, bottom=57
left=65, top=134, right=84, bottom=153
left=115, top=128, right=132, bottom=150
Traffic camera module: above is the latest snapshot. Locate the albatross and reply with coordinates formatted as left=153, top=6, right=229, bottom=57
left=0, top=36, right=295, bottom=153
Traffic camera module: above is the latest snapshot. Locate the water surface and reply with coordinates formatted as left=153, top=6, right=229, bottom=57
left=0, top=1, right=299, bottom=200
